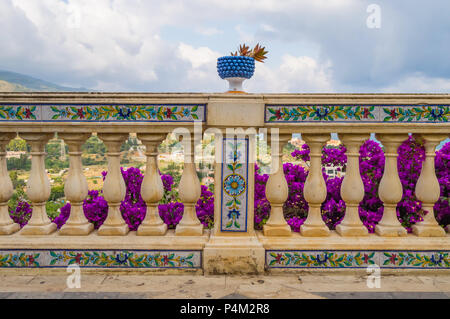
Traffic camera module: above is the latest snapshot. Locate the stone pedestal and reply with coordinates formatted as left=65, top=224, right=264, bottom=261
left=204, top=236, right=265, bottom=274
left=204, top=128, right=264, bottom=274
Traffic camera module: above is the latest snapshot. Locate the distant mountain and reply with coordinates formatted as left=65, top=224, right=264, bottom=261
left=0, top=70, right=91, bottom=92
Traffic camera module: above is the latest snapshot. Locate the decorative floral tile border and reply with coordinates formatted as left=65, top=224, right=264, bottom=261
left=0, top=249, right=202, bottom=269
left=0, top=104, right=206, bottom=122
left=265, top=105, right=449, bottom=123
left=266, top=250, right=450, bottom=269
left=220, top=138, right=249, bottom=232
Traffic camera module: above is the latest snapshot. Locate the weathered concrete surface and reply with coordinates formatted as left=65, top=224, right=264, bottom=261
left=0, top=272, right=448, bottom=299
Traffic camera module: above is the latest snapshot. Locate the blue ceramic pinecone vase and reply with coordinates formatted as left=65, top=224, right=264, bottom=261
left=217, top=56, right=255, bottom=79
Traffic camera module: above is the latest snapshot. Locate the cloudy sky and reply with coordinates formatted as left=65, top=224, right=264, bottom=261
left=1, top=0, right=449, bottom=93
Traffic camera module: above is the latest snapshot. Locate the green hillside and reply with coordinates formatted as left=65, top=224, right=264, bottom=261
left=0, top=70, right=90, bottom=92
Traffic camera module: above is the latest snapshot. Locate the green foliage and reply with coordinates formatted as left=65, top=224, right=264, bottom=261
left=49, top=184, right=65, bottom=201
left=82, top=136, right=106, bottom=155
left=7, top=154, right=31, bottom=171
left=208, top=182, right=215, bottom=194
left=161, top=162, right=182, bottom=187
left=8, top=182, right=27, bottom=210
left=45, top=141, right=67, bottom=159
left=121, top=137, right=138, bottom=152
left=6, top=138, right=28, bottom=152
left=9, top=171, right=25, bottom=189
left=46, top=200, right=66, bottom=220
left=284, top=142, right=295, bottom=152
left=82, top=156, right=106, bottom=166
left=45, top=157, right=69, bottom=171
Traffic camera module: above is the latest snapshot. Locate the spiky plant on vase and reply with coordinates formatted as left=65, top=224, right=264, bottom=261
left=217, top=44, right=268, bottom=93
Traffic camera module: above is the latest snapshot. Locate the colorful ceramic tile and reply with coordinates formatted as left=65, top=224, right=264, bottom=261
left=0, top=250, right=202, bottom=269
left=220, top=137, right=249, bottom=232
left=0, top=105, right=40, bottom=121
left=265, top=104, right=449, bottom=123
left=381, top=251, right=449, bottom=268
left=0, top=104, right=206, bottom=122
left=266, top=250, right=450, bottom=269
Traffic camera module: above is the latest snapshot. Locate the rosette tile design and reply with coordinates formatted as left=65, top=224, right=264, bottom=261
left=220, top=138, right=249, bottom=232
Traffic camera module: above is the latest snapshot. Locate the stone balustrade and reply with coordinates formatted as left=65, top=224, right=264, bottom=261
left=0, top=93, right=448, bottom=274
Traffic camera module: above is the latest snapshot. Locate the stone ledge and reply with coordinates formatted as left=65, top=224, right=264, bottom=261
left=257, top=231, right=450, bottom=250
left=0, top=229, right=210, bottom=250
left=259, top=231, right=450, bottom=271
left=0, top=230, right=209, bottom=271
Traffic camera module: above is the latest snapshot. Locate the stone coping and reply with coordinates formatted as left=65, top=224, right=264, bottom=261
left=0, top=230, right=209, bottom=250
left=0, top=230, right=449, bottom=272
left=257, top=231, right=450, bottom=250
left=1, top=229, right=448, bottom=251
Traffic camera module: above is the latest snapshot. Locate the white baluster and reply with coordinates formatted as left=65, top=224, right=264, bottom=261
left=176, top=134, right=203, bottom=236
left=0, top=133, right=20, bottom=235
left=375, top=134, right=407, bottom=237
left=20, top=133, right=57, bottom=235
left=336, top=134, right=369, bottom=236
left=412, top=134, right=447, bottom=237
left=300, top=134, right=330, bottom=236
left=263, top=133, right=292, bottom=236
left=59, top=133, right=93, bottom=235
left=137, top=133, right=167, bottom=236
left=97, top=133, right=129, bottom=236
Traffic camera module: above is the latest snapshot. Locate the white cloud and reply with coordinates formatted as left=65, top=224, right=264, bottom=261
left=235, top=25, right=255, bottom=44
left=195, top=27, right=223, bottom=36
left=177, top=43, right=220, bottom=69
left=380, top=73, right=450, bottom=93
left=0, top=0, right=449, bottom=93
left=260, top=24, right=276, bottom=33
left=246, top=55, right=333, bottom=93
left=176, top=43, right=224, bottom=91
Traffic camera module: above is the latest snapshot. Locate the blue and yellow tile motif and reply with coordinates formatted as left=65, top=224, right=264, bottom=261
left=220, top=138, right=249, bottom=232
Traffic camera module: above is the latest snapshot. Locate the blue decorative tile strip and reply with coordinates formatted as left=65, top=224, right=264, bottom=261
left=265, top=105, right=449, bottom=123
left=0, top=249, right=202, bottom=269
left=220, top=137, right=249, bottom=232
left=266, top=250, right=450, bottom=269
left=0, top=104, right=206, bottom=122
